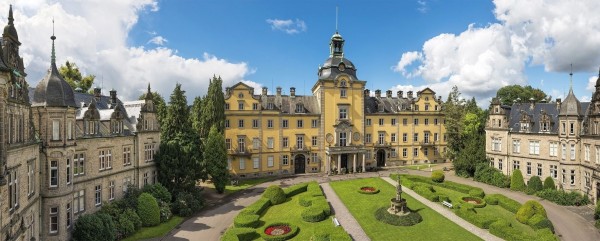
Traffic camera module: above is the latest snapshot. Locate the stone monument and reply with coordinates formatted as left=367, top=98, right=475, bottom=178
left=388, top=174, right=410, bottom=216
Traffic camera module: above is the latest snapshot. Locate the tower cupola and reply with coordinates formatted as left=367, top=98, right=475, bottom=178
left=329, top=32, right=344, bottom=57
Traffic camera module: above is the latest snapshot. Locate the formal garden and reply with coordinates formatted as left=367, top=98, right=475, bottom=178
left=330, top=177, right=483, bottom=241
left=396, top=172, right=558, bottom=241
left=221, top=181, right=350, bottom=241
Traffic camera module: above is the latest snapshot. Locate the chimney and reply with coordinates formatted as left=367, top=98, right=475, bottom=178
left=407, top=91, right=413, bottom=99
left=397, top=91, right=403, bottom=98
left=290, top=87, right=296, bottom=97
left=225, top=87, right=231, bottom=96
left=276, top=87, right=282, bottom=96
left=529, top=97, right=535, bottom=110
left=94, top=87, right=101, bottom=98
left=386, top=90, right=392, bottom=98
left=364, top=89, right=370, bottom=96
left=438, top=96, right=442, bottom=102
left=109, top=89, right=117, bottom=105
left=556, top=98, right=562, bottom=110
left=262, top=87, right=268, bottom=96
left=375, top=89, right=381, bottom=98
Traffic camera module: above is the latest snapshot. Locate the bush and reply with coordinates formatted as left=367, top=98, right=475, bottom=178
left=490, top=220, right=557, bottom=241
left=528, top=214, right=555, bottom=232
left=431, top=170, right=445, bottom=183
left=461, top=197, right=487, bottom=208
left=455, top=205, right=498, bottom=229
left=123, top=208, right=142, bottom=230
left=412, top=184, right=439, bottom=202
left=516, top=200, right=547, bottom=224
left=310, top=232, right=352, bottom=241
left=284, top=182, right=309, bottom=197
left=245, top=198, right=271, bottom=215
left=510, top=169, right=526, bottom=191
left=526, top=176, right=543, bottom=195
left=260, top=222, right=299, bottom=241
left=137, top=193, right=161, bottom=227
left=374, top=207, right=422, bottom=226
left=468, top=188, right=485, bottom=198
left=234, top=213, right=260, bottom=228
left=399, top=174, right=476, bottom=194
left=299, top=194, right=314, bottom=207
left=123, top=184, right=142, bottom=209
left=307, top=182, right=324, bottom=197
left=484, top=195, right=499, bottom=205
left=485, top=194, right=521, bottom=213
left=312, top=198, right=331, bottom=216
left=72, top=213, right=116, bottom=241
left=536, top=189, right=590, bottom=206
left=474, top=163, right=510, bottom=188
left=543, top=177, right=556, bottom=190
left=172, top=190, right=204, bottom=217
left=595, top=201, right=600, bottom=220
left=117, top=213, right=136, bottom=237
left=438, top=194, right=450, bottom=203
left=142, top=183, right=172, bottom=203
left=158, top=200, right=172, bottom=222
left=301, top=206, right=327, bottom=222
left=596, top=220, right=600, bottom=230
left=263, top=185, right=286, bottom=205
left=221, top=227, right=258, bottom=241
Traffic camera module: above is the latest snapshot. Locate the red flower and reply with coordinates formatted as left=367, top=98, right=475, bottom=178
left=265, top=225, right=291, bottom=236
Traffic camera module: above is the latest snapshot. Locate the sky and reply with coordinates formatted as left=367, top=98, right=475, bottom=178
left=2, top=0, right=600, bottom=106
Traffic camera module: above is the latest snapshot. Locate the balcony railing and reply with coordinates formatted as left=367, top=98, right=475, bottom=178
left=229, top=148, right=252, bottom=156
left=419, top=141, right=436, bottom=146
left=374, top=141, right=390, bottom=147
left=291, top=145, right=311, bottom=152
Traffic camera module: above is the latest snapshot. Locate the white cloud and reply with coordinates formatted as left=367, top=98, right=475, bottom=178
left=266, top=18, right=307, bottom=34
left=417, top=0, right=428, bottom=13
left=147, top=36, right=167, bottom=45
left=394, top=0, right=600, bottom=104
left=3, top=0, right=251, bottom=102
left=587, top=75, right=597, bottom=92
left=392, top=51, right=422, bottom=77
left=581, top=96, right=591, bottom=102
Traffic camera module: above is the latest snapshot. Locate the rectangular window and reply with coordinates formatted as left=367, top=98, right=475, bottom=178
left=312, top=136, right=318, bottom=146
left=282, top=155, right=289, bottom=165
left=562, top=169, right=566, bottom=183
left=106, top=150, right=112, bottom=168
left=402, top=148, right=407, bottom=157
left=144, top=144, right=155, bottom=162
left=424, top=148, right=429, bottom=156
left=123, top=146, right=132, bottom=165
left=391, top=118, right=397, bottom=126
left=50, top=160, right=58, bottom=188
left=434, top=118, right=438, bottom=125
left=424, top=132, right=430, bottom=143
left=8, top=169, right=18, bottom=209
left=52, top=120, right=60, bottom=140
left=253, top=138, right=260, bottom=149
left=366, top=119, right=372, bottom=126
left=283, top=137, right=289, bottom=148
left=413, top=133, right=419, bottom=142
left=282, top=120, right=289, bottom=128
left=312, top=119, right=318, bottom=128
left=413, top=118, right=419, bottom=125
left=99, top=150, right=106, bottom=170
left=340, top=89, right=347, bottom=97
left=339, top=108, right=348, bottom=119
left=537, top=163, right=542, bottom=176
left=570, top=122, right=575, bottom=134
left=297, top=136, right=304, bottom=149
left=239, top=157, right=245, bottom=170
left=570, top=144, right=576, bottom=160
left=498, top=159, right=503, bottom=170
left=238, top=119, right=244, bottom=128
left=238, top=102, right=244, bottom=110
left=50, top=207, right=58, bottom=233
left=253, top=157, right=260, bottom=169
left=403, top=118, right=408, bottom=125
left=526, top=162, right=532, bottom=175
left=225, top=119, right=230, bottom=128
left=424, top=118, right=429, bottom=125
left=550, top=165, right=557, bottom=179
left=268, top=120, right=274, bottom=128
left=28, top=162, right=35, bottom=195
left=66, top=203, right=72, bottom=228
left=66, top=158, right=71, bottom=184
left=403, top=133, right=407, bottom=142
left=227, top=159, right=232, bottom=170
left=268, top=137, right=274, bottom=149
left=225, top=103, right=229, bottom=110
left=434, top=133, right=439, bottom=141
left=492, top=138, right=502, bottom=151
left=267, top=156, right=274, bottom=167
left=378, top=133, right=385, bottom=145
left=585, top=145, right=590, bottom=162
left=597, top=146, right=600, bottom=164
left=311, top=153, right=318, bottom=163
left=549, top=142, right=558, bottom=157
left=95, top=185, right=102, bottom=206
left=379, top=118, right=384, bottom=125
left=413, top=148, right=418, bottom=157
left=252, top=119, right=259, bottom=128
left=570, top=170, right=575, bottom=185
left=513, top=140, right=521, bottom=153
left=143, top=172, right=149, bottom=186
left=513, top=160, right=520, bottom=170
left=297, top=120, right=303, bottom=128
left=238, top=137, right=245, bottom=152
left=562, top=144, right=566, bottom=160
left=339, top=132, right=347, bottom=146
left=529, top=141, right=540, bottom=155
left=391, top=148, right=397, bottom=157
left=67, top=121, right=73, bottom=140
left=391, top=133, right=397, bottom=142
left=365, top=134, right=371, bottom=143
left=226, top=139, right=231, bottom=150
left=252, top=103, right=259, bottom=110
left=109, top=181, right=115, bottom=200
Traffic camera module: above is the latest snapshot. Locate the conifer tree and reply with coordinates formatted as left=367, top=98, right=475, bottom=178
left=190, top=96, right=204, bottom=136
left=204, top=125, right=229, bottom=193
left=200, top=76, right=225, bottom=138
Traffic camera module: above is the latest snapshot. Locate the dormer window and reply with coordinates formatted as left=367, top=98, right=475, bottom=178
left=378, top=103, right=384, bottom=112
left=541, top=122, right=549, bottom=132
left=340, top=89, right=347, bottom=97
left=267, top=102, right=274, bottom=110
left=238, top=93, right=244, bottom=98
left=296, top=103, right=304, bottom=113
left=86, top=120, right=98, bottom=135
left=521, top=123, right=529, bottom=131
left=112, top=120, right=123, bottom=134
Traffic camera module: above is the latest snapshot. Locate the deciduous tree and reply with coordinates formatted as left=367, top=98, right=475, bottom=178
left=58, top=61, right=95, bottom=93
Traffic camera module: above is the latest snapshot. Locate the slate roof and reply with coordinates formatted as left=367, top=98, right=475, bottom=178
left=32, top=62, right=77, bottom=107
left=505, top=102, right=590, bottom=133
left=364, top=96, right=413, bottom=114
left=254, top=94, right=321, bottom=115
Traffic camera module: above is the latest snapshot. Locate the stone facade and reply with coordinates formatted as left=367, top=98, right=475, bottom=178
left=0, top=6, right=160, bottom=241
left=486, top=74, right=600, bottom=204
left=224, top=31, right=448, bottom=178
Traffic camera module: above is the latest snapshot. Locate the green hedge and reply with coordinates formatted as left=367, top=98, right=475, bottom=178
left=310, top=232, right=353, bottom=241
left=374, top=207, right=422, bottom=226
left=543, top=177, right=555, bottom=190
left=312, top=198, right=331, bottom=216
left=137, top=193, right=160, bottom=227
left=516, top=200, right=547, bottom=224
left=412, top=184, right=439, bottom=202
left=511, top=169, right=526, bottom=191
left=298, top=194, right=314, bottom=207
left=234, top=213, right=260, bottom=228
left=485, top=194, right=521, bottom=213
left=528, top=214, right=555, bottom=233
left=526, top=176, right=543, bottom=195
left=221, top=227, right=258, bottom=241
left=263, top=186, right=287, bottom=205
left=357, top=186, right=380, bottom=194
left=484, top=195, right=498, bottom=205
left=301, top=206, right=327, bottom=222
left=454, top=205, right=498, bottom=229
left=244, top=198, right=271, bottom=215
left=438, top=194, right=450, bottom=203
left=284, top=183, right=309, bottom=198
left=468, top=189, right=485, bottom=198
left=260, top=222, right=299, bottom=241
left=489, top=220, right=557, bottom=241
left=461, top=197, right=486, bottom=208
left=307, top=181, right=324, bottom=197
left=400, top=174, right=479, bottom=194
left=536, top=189, right=590, bottom=206
left=474, top=164, right=511, bottom=188
left=431, top=170, right=445, bottom=183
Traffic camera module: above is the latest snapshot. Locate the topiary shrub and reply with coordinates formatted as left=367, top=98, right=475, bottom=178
left=260, top=222, right=299, bottom=241
left=484, top=195, right=499, bottom=205
left=298, top=194, right=314, bottom=207
left=141, top=183, right=172, bottom=203
left=468, top=188, right=485, bottom=198
left=543, top=177, right=555, bottom=190
left=312, top=198, right=331, bottom=216
left=234, top=213, right=260, bottom=228
left=413, top=184, right=439, bottom=202
left=528, top=214, right=555, bottom=233
left=284, top=183, right=309, bottom=198
left=455, top=204, right=498, bottom=229
left=510, top=169, right=526, bottom=192
left=536, top=189, right=590, bottom=206
left=438, top=194, right=450, bottom=203
left=301, top=206, right=327, bottom=222
left=137, top=193, right=160, bottom=227
left=245, top=198, right=271, bottom=215
left=516, top=200, right=547, bottom=224
left=263, top=185, right=286, bottom=205
left=526, top=176, right=543, bottom=195
left=221, top=227, right=258, bottom=241
left=490, top=220, right=557, bottom=241
left=374, top=207, right=422, bottom=226
left=431, top=170, right=445, bottom=183
left=307, top=182, right=324, bottom=197
left=72, top=213, right=116, bottom=241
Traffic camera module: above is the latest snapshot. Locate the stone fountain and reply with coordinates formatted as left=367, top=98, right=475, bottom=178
left=388, top=175, right=410, bottom=216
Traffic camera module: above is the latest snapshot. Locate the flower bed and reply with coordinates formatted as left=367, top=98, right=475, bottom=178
left=374, top=207, right=423, bottom=226
left=260, top=222, right=299, bottom=241
left=461, top=197, right=486, bottom=208
left=358, top=186, right=380, bottom=194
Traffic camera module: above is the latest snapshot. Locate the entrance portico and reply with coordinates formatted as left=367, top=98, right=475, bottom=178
left=325, top=146, right=368, bottom=174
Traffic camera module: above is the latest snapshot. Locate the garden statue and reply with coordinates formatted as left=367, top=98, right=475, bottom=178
left=389, top=173, right=410, bottom=216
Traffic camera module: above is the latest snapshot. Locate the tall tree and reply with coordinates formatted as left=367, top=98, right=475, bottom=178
left=190, top=96, right=204, bottom=136
left=496, top=85, right=549, bottom=106
left=204, top=125, right=229, bottom=194
left=58, top=61, right=95, bottom=92
left=139, top=91, right=167, bottom=127
left=443, top=86, right=466, bottom=161
left=199, top=76, right=226, bottom=138
left=155, top=84, right=204, bottom=196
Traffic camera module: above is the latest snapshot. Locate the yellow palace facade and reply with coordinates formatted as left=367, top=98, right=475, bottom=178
left=224, top=31, right=448, bottom=177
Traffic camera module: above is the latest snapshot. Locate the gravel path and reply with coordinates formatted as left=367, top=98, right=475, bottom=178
left=380, top=177, right=503, bottom=241
left=320, top=183, right=371, bottom=241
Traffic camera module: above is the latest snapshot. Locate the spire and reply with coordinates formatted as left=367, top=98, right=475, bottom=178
left=51, top=19, right=56, bottom=65
left=145, top=83, right=154, bottom=100
left=8, top=5, right=14, bottom=25
left=569, top=63, right=573, bottom=89
left=335, top=6, right=338, bottom=33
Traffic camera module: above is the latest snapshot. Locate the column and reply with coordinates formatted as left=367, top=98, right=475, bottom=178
left=337, top=154, right=341, bottom=173
left=362, top=153, right=366, bottom=172
left=326, top=154, right=331, bottom=175
left=353, top=154, right=357, bottom=173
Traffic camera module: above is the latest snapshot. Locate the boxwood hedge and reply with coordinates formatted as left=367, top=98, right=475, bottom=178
left=263, top=186, right=287, bottom=205
left=412, top=184, right=439, bottom=202
left=454, top=204, right=498, bottom=229
left=489, top=220, right=557, bottom=241
left=301, top=206, right=327, bottom=222
left=374, top=207, right=422, bottom=226
left=284, top=183, right=309, bottom=198
left=221, top=227, right=258, bottom=241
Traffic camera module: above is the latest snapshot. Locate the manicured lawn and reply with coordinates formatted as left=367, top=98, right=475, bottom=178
left=402, top=164, right=437, bottom=170
left=330, top=178, right=482, bottom=241
left=257, top=194, right=348, bottom=240
left=205, top=177, right=275, bottom=194
left=122, top=216, right=185, bottom=241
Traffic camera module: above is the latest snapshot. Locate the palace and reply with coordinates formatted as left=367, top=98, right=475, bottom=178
left=0, top=6, right=160, bottom=241
left=486, top=73, right=600, bottom=204
left=224, top=31, right=448, bottom=178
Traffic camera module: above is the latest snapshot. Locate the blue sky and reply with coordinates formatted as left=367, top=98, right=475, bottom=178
left=5, top=0, right=600, bottom=105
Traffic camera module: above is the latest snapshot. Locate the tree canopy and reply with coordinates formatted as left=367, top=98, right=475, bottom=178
left=204, top=125, right=229, bottom=193
left=58, top=61, right=95, bottom=93
left=495, top=85, right=549, bottom=105
left=199, top=76, right=226, bottom=138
